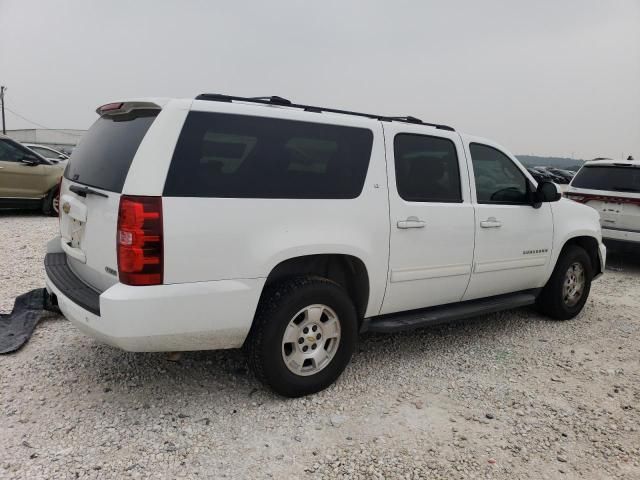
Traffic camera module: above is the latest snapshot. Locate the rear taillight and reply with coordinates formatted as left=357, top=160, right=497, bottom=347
left=117, top=195, right=163, bottom=286
left=565, top=192, right=640, bottom=206
left=565, top=193, right=587, bottom=203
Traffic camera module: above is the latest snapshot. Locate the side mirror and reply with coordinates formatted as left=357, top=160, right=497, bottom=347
left=20, top=156, right=40, bottom=166
left=532, top=181, right=561, bottom=208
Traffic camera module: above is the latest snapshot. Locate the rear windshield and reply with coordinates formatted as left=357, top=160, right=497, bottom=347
left=163, top=111, right=374, bottom=198
left=64, top=110, right=158, bottom=192
left=571, top=165, right=640, bottom=193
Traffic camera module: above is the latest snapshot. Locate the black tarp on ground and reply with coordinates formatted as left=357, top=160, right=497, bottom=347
left=0, top=288, right=61, bottom=354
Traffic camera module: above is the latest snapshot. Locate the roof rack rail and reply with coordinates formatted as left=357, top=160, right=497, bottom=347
left=195, top=93, right=455, bottom=131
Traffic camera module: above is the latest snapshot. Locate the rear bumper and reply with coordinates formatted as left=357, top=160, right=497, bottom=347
left=44, top=252, right=265, bottom=352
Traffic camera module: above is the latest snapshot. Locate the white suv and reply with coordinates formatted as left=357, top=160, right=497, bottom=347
left=566, top=158, right=640, bottom=250
left=45, top=94, right=605, bottom=397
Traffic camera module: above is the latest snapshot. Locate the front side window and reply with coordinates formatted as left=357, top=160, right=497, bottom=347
left=31, top=146, right=57, bottom=159
left=0, top=139, right=36, bottom=162
left=470, top=143, right=529, bottom=204
left=394, top=134, right=462, bottom=203
left=164, top=112, right=374, bottom=199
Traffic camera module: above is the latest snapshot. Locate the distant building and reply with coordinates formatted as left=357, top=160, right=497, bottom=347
left=4, top=128, right=86, bottom=149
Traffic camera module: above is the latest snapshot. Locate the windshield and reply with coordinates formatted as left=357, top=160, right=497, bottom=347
left=64, top=110, right=158, bottom=192
left=571, top=165, right=640, bottom=193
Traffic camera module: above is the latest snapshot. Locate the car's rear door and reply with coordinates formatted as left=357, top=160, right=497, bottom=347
left=59, top=104, right=162, bottom=291
left=380, top=124, right=475, bottom=314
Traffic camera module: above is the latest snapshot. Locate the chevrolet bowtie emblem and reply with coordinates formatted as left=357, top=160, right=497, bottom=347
left=62, top=202, right=71, bottom=214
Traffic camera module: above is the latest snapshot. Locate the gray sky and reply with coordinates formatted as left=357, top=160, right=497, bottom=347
left=1, top=0, right=638, bottom=159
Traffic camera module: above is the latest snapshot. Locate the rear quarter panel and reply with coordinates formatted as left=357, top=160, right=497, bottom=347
left=160, top=106, right=390, bottom=317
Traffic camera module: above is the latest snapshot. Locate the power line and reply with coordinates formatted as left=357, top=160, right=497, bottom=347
left=4, top=105, right=83, bottom=137
left=4, top=106, right=51, bottom=129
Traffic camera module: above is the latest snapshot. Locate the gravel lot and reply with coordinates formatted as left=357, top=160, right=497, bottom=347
left=1, top=212, right=639, bottom=479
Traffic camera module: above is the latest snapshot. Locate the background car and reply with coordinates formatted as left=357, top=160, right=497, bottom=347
left=23, top=143, right=70, bottom=164
left=565, top=157, right=640, bottom=251
left=546, top=167, right=575, bottom=183
left=0, top=135, right=63, bottom=215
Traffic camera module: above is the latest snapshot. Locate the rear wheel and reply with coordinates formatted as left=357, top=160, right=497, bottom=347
left=245, top=277, right=357, bottom=397
left=42, top=186, right=60, bottom=217
left=536, top=245, right=592, bottom=320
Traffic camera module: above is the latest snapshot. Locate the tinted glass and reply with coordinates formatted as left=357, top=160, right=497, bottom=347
left=64, top=110, right=157, bottom=192
left=571, top=165, right=640, bottom=193
left=0, top=139, right=38, bottom=162
left=394, top=134, right=462, bottom=202
left=470, top=143, right=529, bottom=204
left=31, top=146, right=57, bottom=159
left=163, top=112, right=374, bottom=198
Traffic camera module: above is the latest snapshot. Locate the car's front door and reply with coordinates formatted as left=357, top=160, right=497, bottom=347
left=0, top=139, right=51, bottom=198
left=380, top=125, right=475, bottom=314
left=462, top=139, right=553, bottom=300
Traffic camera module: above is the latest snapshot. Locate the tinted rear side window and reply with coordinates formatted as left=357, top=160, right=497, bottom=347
left=163, top=112, right=374, bottom=198
left=64, top=110, right=157, bottom=192
left=572, top=165, right=640, bottom=193
left=394, top=133, right=462, bottom=202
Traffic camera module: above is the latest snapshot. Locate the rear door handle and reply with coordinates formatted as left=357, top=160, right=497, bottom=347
left=397, top=216, right=426, bottom=229
left=480, top=217, right=502, bottom=228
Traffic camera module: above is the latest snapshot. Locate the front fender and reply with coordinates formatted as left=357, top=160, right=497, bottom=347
left=546, top=198, right=604, bottom=281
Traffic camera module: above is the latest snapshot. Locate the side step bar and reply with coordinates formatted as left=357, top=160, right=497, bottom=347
left=362, top=290, right=540, bottom=333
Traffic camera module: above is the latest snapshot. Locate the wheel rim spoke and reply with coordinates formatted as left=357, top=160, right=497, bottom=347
left=322, top=317, right=340, bottom=339
left=312, top=348, right=329, bottom=369
left=282, top=324, right=299, bottom=344
left=306, top=305, right=324, bottom=323
left=285, top=350, right=306, bottom=373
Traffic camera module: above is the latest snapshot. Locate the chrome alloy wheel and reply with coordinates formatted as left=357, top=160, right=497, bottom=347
left=281, top=304, right=341, bottom=376
left=563, top=262, right=585, bottom=307
left=52, top=195, right=60, bottom=215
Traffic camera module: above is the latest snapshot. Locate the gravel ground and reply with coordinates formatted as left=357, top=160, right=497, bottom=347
left=1, top=212, right=639, bottom=479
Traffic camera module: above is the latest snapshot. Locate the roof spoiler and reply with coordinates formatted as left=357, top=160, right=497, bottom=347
left=96, top=101, right=162, bottom=117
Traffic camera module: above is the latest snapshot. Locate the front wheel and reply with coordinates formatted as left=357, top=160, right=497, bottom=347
left=245, top=277, right=358, bottom=397
left=536, top=245, right=592, bottom=320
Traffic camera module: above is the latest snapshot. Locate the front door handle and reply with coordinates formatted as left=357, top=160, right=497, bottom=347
left=480, top=217, right=502, bottom=228
left=397, top=216, right=426, bottom=229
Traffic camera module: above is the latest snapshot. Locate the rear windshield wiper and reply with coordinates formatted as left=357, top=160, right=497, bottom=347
left=69, top=184, right=108, bottom=198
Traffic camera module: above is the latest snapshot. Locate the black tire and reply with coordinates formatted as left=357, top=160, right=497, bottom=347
left=536, top=245, right=592, bottom=320
left=42, top=186, right=60, bottom=217
left=245, top=276, right=358, bottom=397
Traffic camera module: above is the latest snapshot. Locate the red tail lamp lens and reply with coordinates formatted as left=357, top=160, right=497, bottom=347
left=117, top=196, right=163, bottom=286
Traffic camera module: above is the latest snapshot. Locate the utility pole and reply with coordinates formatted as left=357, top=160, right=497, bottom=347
left=0, top=86, right=6, bottom=135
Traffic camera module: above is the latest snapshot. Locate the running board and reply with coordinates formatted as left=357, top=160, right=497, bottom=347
left=363, top=290, right=540, bottom=333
